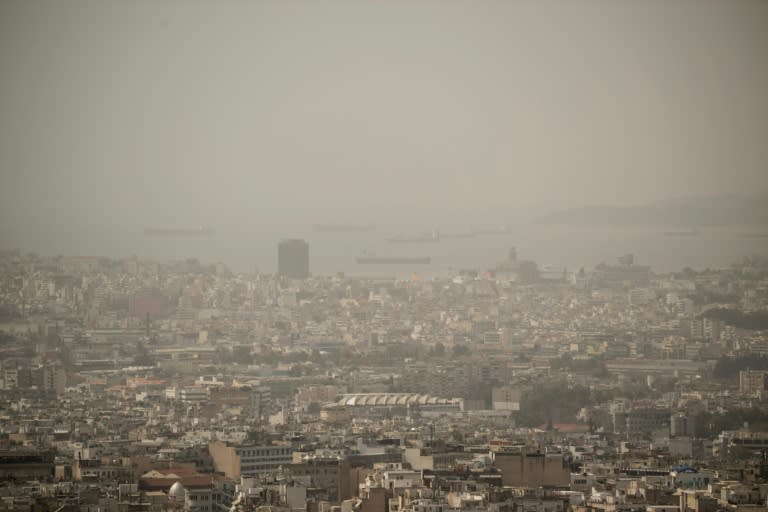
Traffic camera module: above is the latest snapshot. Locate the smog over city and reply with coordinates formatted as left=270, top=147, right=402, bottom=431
left=0, top=0, right=768, bottom=508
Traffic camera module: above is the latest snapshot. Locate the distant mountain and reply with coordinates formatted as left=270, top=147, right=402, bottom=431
left=537, top=195, right=768, bottom=227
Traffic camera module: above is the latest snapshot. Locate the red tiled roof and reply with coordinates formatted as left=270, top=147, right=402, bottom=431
left=536, top=423, right=591, bottom=433
left=139, top=467, right=231, bottom=491
left=158, top=466, right=199, bottom=476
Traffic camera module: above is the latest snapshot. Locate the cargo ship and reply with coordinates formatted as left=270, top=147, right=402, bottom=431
left=472, top=224, right=511, bottom=235
left=440, top=231, right=476, bottom=239
left=355, top=255, right=431, bottom=264
left=313, top=223, right=376, bottom=232
left=663, top=227, right=699, bottom=237
left=386, top=230, right=440, bottom=243
left=144, top=226, right=215, bottom=237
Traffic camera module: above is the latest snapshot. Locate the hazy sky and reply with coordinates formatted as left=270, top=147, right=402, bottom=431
left=1, top=0, right=767, bottom=236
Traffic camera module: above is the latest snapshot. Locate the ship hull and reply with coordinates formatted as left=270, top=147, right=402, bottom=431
left=144, top=227, right=214, bottom=236
left=355, top=257, right=431, bottom=264
left=314, top=224, right=376, bottom=232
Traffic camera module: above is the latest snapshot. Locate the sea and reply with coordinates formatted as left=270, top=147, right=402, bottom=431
left=10, top=222, right=768, bottom=278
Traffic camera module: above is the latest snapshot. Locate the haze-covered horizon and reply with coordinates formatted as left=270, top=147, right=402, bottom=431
left=2, top=0, right=768, bottom=264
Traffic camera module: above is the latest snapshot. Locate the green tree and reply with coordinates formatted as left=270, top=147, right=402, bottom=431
left=516, top=383, right=591, bottom=427
left=258, top=345, right=279, bottom=366
left=713, top=355, right=768, bottom=380
left=133, top=340, right=156, bottom=366
left=453, top=344, right=470, bottom=357
left=232, top=345, right=254, bottom=364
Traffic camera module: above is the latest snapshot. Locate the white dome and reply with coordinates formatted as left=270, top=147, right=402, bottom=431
left=169, top=481, right=186, bottom=500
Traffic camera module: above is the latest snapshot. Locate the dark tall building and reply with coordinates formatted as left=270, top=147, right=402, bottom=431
left=278, top=239, right=309, bottom=279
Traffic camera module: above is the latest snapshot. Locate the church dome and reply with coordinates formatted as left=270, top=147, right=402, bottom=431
left=169, top=481, right=186, bottom=500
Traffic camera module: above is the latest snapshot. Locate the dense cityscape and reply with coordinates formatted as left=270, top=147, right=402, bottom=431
left=2, top=0, right=768, bottom=510
left=1, top=243, right=768, bottom=512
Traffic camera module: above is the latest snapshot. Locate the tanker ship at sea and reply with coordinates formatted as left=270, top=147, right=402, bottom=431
left=355, top=254, right=431, bottom=265
left=386, top=229, right=440, bottom=243
left=663, top=227, right=699, bottom=237
left=144, top=226, right=215, bottom=237
left=313, top=223, right=376, bottom=232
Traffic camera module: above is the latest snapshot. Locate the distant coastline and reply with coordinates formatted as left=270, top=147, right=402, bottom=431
left=537, top=195, right=768, bottom=227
